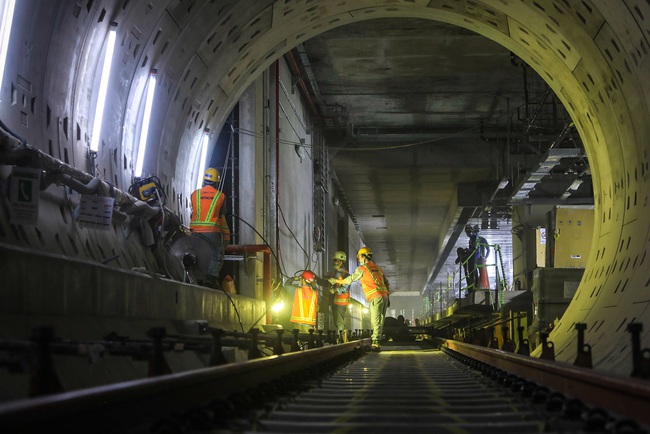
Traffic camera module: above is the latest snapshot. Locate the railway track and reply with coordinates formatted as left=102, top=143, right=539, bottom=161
left=1, top=338, right=648, bottom=433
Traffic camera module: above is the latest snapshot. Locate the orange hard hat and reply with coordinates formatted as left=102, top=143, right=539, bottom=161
left=301, top=270, right=316, bottom=283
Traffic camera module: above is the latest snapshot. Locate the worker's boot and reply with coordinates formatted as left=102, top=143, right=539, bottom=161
left=205, top=275, right=221, bottom=290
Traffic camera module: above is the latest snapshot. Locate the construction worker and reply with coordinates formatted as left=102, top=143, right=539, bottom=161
left=190, top=167, right=229, bottom=290
left=464, top=224, right=478, bottom=291
left=325, top=251, right=350, bottom=341
left=471, top=225, right=490, bottom=289
left=329, top=247, right=389, bottom=351
left=287, top=270, right=320, bottom=332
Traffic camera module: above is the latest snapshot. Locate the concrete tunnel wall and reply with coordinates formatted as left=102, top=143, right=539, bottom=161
left=135, top=1, right=645, bottom=374
left=0, top=0, right=648, bottom=378
left=150, top=0, right=646, bottom=375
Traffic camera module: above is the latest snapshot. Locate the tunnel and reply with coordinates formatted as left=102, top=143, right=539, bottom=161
left=0, top=0, right=648, bottom=415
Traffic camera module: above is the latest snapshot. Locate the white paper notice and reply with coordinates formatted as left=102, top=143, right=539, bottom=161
left=78, top=194, right=114, bottom=230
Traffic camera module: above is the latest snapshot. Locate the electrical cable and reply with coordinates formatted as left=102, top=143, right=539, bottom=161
left=217, top=122, right=234, bottom=194
left=277, top=203, right=310, bottom=271
left=220, top=288, right=245, bottom=334
left=154, top=189, right=176, bottom=280
left=227, top=212, right=289, bottom=280
left=225, top=212, right=323, bottom=333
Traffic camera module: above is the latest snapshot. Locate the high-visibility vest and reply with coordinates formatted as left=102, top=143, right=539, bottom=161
left=331, top=268, right=350, bottom=306
left=190, top=185, right=228, bottom=233
left=359, top=262, right=389, bottom=301
left=290, top=285, right=318, bottom=326
left=219, top=216, right=231, bottom=242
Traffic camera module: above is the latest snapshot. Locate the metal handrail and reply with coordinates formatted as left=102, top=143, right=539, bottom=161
left=425, top=241, right=509, bottom=319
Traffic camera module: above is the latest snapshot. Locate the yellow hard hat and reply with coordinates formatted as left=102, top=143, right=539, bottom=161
left=203, top=167, right=220, bottom=183
left=332, top=251, right=346, bottom=261
left=357, top=247, right=373, bottom=258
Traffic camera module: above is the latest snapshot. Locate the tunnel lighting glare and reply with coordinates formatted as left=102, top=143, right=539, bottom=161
left=568, top=178, right=583, bottom=191
left=90, top=27, right=117, bottom=153
left=195, top=130, right=210, bottom=189
left=134, top=70, right=157, bottom=177
left=362, top=308, right=369, bottom=314
left=271, top=299, right=284, bottom=312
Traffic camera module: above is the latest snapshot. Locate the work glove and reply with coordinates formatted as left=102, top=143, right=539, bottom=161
left=328, top=278, right=337, bottom=285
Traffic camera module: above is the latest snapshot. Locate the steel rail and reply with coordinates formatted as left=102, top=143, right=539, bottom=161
left=0, top=338, right=370, bottom=433
left=443, top=339, right=650, bottom=426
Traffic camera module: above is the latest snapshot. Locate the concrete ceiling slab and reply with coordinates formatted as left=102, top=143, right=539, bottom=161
left=297, top=18, right=543, bottom=301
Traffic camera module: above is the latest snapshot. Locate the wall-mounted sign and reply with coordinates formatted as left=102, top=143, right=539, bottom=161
left=9, top=167, right=41, bottom=225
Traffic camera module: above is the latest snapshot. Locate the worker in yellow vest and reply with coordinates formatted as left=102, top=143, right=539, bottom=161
left=287, top=270, right=320, bottom=332
left=190, top=167, right=229, bottom=289
left=329, top=247, right=389, bottom=351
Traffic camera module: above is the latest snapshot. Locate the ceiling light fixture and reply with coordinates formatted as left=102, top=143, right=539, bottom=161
left=195, top=128, right=210, bottom=190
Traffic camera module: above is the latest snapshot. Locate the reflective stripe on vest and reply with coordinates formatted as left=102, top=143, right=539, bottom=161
left=333, top=291, right=350, bottom=306
left=290, top=285, right=318, bottom=325
left=219, top=216, right=231, bottom=241
left=331, top=268, right=350, bottom=306
left=190, top=187, right=227, bottom=232
left=360, top=262, right=389, bottom=300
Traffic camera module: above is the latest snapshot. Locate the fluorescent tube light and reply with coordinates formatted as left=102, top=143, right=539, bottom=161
left=195, top=129, right=210, bottom=189
left=134, top=69, right=157, bottom=177
left=0, top=0, right=16, bottom=95
left=0, top=0, right=16, bottom=97
left=90, top=26, right=117, bottom=153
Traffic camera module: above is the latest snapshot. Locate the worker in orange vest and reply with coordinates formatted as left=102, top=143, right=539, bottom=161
left=287, top=270, right=320, bottom=333
left=190, top=167, right=229, bottom=290
left=329, top=247, right=389, bottom=351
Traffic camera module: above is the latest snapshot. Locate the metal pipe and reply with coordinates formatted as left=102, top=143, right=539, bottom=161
left=225, top=244, right=272, bottom=322
left=0, top=127, right=155, bottom=213
left=41, top=172, right=102, bottom=195
left=275, top=60, right=281, bottom=278
left=285, top=50, right=320, bottom=118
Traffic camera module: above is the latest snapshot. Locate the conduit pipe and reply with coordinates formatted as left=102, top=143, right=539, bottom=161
left=0, top=125, right=157, bottom=215
left=284, top=50, right=320, bottom=119
left=225, top=244, right=272, bottom=323
left=41, top=172, right=102, bottom=194
left=285, top=48, right=340, bottom=130
left=275, top=60, right=281, bottom=279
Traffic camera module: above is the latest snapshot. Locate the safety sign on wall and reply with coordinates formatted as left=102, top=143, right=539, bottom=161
left=78, top=194, right=114, bottom=230
left=9, top=166, right=41, bottom=225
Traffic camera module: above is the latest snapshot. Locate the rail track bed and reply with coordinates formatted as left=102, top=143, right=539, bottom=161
left=1, top=339, right=648, bottom=433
